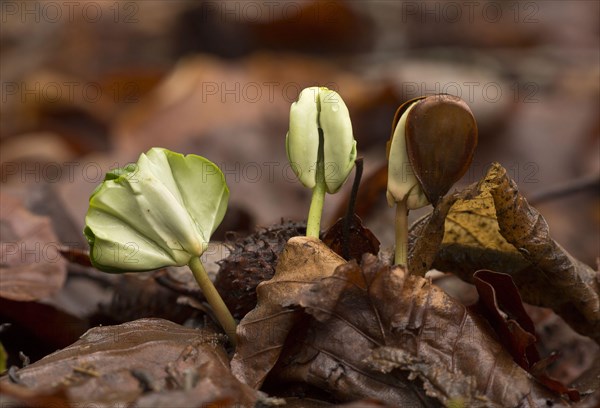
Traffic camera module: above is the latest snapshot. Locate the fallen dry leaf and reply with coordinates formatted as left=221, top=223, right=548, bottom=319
left=322, top=214, right=380, bottom=261
left=232, top=236, right=571, bottom=406
left=409, top=163, right=600, bottom=343
left=473, top=270, right=580, bottom=401
left=0, top=193, right=66, bottom=301
left=297, top=256, right=569, bottom=406
left=231, top=236, right=345, bottom=389
left=473, top=270, right=540, bottom=370
left=0, top=318, right=258, bottom=407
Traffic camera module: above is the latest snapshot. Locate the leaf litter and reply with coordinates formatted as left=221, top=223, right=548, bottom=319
left=233, top=239, right=572, bottom=406
left=0, top=193, right=67, bottom=302
left=409, top=162, right=600, bottom=343
left=2, top=163, right=598, bottom=407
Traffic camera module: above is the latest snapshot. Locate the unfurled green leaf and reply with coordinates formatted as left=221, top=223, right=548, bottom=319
left=84, top=148, right=228, bottom=272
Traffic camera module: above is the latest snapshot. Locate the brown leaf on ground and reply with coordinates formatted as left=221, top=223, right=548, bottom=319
left=409, top=162, right=600, bottom=343
left=473, top=270, right=540, bottom=369
left=473, top=270, right=580, bottom=401
left=292, top=255, right=570, bottom=406
left=0, top=193, right=66, bottom=301
left=322, top=214, right=380, bottom=261
left=231, top=236, right=345, bottom=389
left=0, top=318, right=258, bottom=407
left=232, top=238, right=569, bottom=406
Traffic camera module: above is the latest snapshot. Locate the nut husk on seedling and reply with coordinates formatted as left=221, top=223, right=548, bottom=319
left=387, top=97, right=429, bottom=210
left=405, top=94, right=478, bottom=206
left=387, top=95, right=478, bottom=266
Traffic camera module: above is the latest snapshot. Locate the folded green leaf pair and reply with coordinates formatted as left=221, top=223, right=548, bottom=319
left=286, top=86, right=358, bottom=238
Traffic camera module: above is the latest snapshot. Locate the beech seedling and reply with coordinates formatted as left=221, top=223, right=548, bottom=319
left=84, top=147, right=237, bottom=345
left=286, top=86, right=357, bottom=238
left=387, top=94, right=478, bottom=266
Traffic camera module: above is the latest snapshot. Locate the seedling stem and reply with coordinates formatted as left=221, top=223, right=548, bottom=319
left=306, top=131, right=326, bottom=238
left=189, top=256, right=237, bottom=346
left=395, top=198, right=409, bottom=266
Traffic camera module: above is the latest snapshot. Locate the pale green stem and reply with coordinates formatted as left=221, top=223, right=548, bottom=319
left=306, top=179, right=326, bottom=238
left=395, top=198, right=409, bottom=267
left=306, top=131, right=326, bottom=238
left=189, top=256, right=237, bottom=346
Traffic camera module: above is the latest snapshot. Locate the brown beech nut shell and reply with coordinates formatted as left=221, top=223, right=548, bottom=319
left=404, top=94, right=478, bottom=206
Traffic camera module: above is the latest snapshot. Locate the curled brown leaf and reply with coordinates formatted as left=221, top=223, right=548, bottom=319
left=473, top=270, right=580, bottom=402
left=473, top=270, right=540, bottom=370
left=409, top=163, right=600, bottom=343
left=231, top=236, right=346, bottom=389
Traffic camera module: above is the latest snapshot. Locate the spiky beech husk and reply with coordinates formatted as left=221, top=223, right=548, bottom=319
left=214, top=220, right=307, bottom=319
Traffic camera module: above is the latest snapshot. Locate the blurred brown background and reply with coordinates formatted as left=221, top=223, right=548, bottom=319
left=1, top=0, right=598, bottom=265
